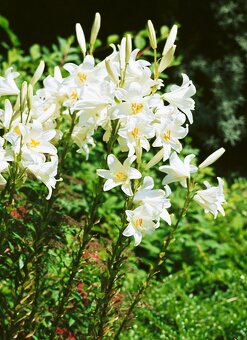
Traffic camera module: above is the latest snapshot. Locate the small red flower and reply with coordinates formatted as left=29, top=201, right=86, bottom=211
left=56, top=326, right=65, bottom=335
left=10, top=209, right=21, bottom=219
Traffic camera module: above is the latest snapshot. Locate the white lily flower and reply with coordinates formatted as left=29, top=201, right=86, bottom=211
left=27, top=155, right=58, bottom=200
left=0, top=67, right=20, bottom=97
left=118, top=117, right=155, bottom=157
left=64, top=55, right=101, bottom=87
left=163, top=74, right=196, bottom=124
left=153, top=113, right=188, bottom=161
left=194, top=177, right=225, bottom=218
left=112, top=82, right=154, bottom=121
left=20, top=121, right=57, bottom=157
left=125, top=50, right=161, bottom=95
left=134, top=176, right=171, bottom=225
left=97, top=154, right=141, bottom=196
left=123, top=205, right=159, bottom=246
left=159, top=152, right=197, bottom=188
left=72, top=125, right=95, bottom=159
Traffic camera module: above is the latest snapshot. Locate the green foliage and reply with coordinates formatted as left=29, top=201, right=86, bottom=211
left=122, top=178, right=247, bottom=339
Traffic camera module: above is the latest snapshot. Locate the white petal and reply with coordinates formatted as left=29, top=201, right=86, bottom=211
left=104, top=179, right=119, bottom=191
left=121, top=183, right=133, bottom=196
left=129, top=167, right=142, bottom=179
left=96, top=169, right=111, bottom=179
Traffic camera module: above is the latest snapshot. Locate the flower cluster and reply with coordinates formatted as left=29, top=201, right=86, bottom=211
left=0, top=14, right=226, bottom=244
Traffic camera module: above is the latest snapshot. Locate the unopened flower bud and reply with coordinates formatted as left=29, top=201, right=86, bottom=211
left=76, top=23, right=86, bottom=56
left=162, top=24, right=178, bottom=56
left=119, top=37, right=126, bottom=70
left=199, top=147, right=225, bottom=169
left=90, top=12, right=101, bottom=54
left=126, top=34, right=132, bottom=64
left=105, top=58, right=118, bottom=85
left=30, top=60, right=45, bottom=86
left=145, top=149, right=164, bottom=170
left=27, top=84, right=33, bottom=109
left=158, top=45, right=176, bottom=73
left=147, top=20, right=157, bottom=49
left=20, top=81, right=27, bottom=109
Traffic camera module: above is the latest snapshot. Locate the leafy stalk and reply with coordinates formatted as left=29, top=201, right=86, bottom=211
left=114, top=179, right=195, bottom=338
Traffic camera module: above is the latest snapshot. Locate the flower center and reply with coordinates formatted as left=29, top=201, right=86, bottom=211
left=14, top=125, right=21, bottom=135
left=115, top=171, right=127, bottom=182
left=70, top=91, right=78, bottom=100
left=131, top=103, right=143, bottom=115
left=78, top=72, right=87, bottom=83
left=134, top=218, right=143, bottom=228
left=163, top=130, right=171, bottom=141
left=131, top=127, right=139, bottom=139
left=29, top=139, right=40, bottom=148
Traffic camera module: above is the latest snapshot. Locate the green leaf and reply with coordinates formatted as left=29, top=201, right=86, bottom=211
left=160, top=25, right=169, bottom=38
left=0, top=15, right=9, bottom=29
left=30, top=44, right=41, bottom=60
left=134, top=35, right=146, bottom=49
left=107, top=34, right=119, bottom=45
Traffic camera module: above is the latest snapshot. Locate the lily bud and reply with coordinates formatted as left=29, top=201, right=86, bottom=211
left=76, top=23, right=86, bottom=56
left=147, top=20, right=157, bottom=50
left=162, top=24, right=178, bottom=56
left=119, top=37, right=126, bottom=70
left=30, top=60, right=45, bottom=86
left=145, top=149, right=164, bottom=170
left=27, top=84, right=33, bottom=109
left=89, top=12, right=101, bottom=54
left=158, top=45, right=176, bottom=73
left=20, top=81, right=27, bottom=109
left=105, top=58, right=119, bottom=85
left=199, top=147, right=226, bottom=169
left=126, top=34, right=132, bottom=64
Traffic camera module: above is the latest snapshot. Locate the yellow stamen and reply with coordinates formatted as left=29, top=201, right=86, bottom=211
left=131, top=127, right=139, bottom=139
left=14, top=125, right=21, bottom=135
left=30, top=139, right=40, bottom=148
left=78, top=72, right=87, bottom=83
left=115, top=172, right=127, bottom=182
left=134, top=218, right=143, bottom=228
left=131, top=103, right=143, bottom=115
left=70, top=91, right=78, bottom=100
left=163, top=130, right=171, bottom=141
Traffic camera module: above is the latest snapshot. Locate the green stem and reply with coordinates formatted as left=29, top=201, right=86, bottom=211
left=93, top=194, right=137, bottom=338
left=49, top=121, right=121, bottom=338
left=23, top=112, right=77, bottom=335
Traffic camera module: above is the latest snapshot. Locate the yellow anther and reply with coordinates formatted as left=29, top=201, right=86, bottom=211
left=30, top=139, right=40, bottom=148
left=163, top=130, right=171, bottom=141
left=14, top=125, right=21, bottom=135
left=78, top=72, right=87, bottom=83
left=131, top=127, right=139, bottom=139
left=70, top=91, right=78, bottom=100
left=134, top=218, right=143, bottom=228
left=131, top=103, right=143, bottom=115
left=115, top=172, right=127, bottom=182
